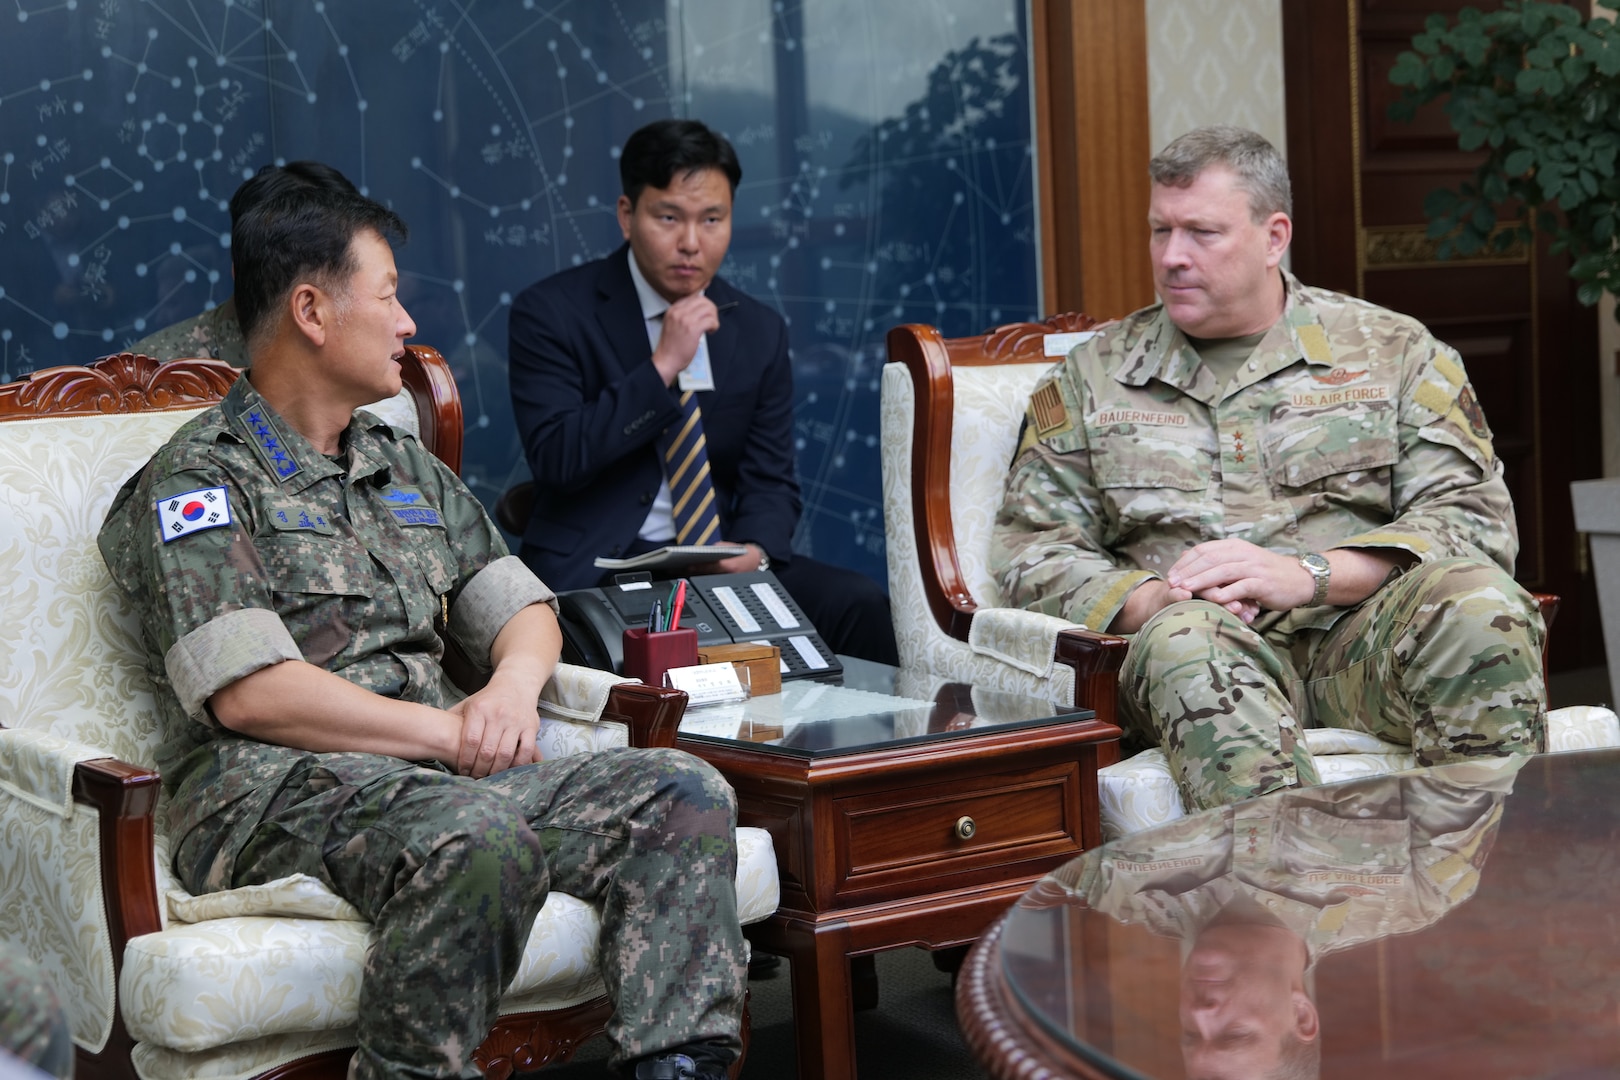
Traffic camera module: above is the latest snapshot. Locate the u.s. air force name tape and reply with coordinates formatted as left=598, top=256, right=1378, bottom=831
left=156, top=486, right=233, bottom=543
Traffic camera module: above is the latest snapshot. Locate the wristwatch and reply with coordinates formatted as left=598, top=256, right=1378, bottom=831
left=753, top=545, right=770, bottom=572
left=1298, top=552, right=1331, bottom=607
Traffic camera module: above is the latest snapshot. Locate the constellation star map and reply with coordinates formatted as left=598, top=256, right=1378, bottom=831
left=0, top=0, right=1039, bottom=583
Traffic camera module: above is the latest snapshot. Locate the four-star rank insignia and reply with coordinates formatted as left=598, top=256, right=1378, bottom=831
left=244, top=408, right=301, bottom=480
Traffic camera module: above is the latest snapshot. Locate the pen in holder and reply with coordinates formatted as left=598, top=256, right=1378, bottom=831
left=622, top=626, right=699, bottom=687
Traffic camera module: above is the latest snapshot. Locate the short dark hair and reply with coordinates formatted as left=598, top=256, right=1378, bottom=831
left=618, top=119, right=741, bottom=206
left=232, top=186, right=407, bottom=350
left=228, top=161, right=359, bottom=230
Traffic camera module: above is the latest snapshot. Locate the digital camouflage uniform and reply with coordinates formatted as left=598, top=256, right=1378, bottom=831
left=0, top=939, right=72, bottom=1078
left=990, top=271, right=1545, bottom=810
left=1051, top=755, right=1525, bottom=962
left=96, top=377, right=746, bottom=1079
left=128, top=299, right=249, bottom=366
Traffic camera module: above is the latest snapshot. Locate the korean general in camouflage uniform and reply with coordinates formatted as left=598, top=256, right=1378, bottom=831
left=98, top=180, right=745, bottom=1080
left=1041, top=756, right=1524, bottom=1080
left=990, top=126, right=1544, bottom=812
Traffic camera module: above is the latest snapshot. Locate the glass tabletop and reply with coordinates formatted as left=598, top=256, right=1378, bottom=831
left=675, top=660, right=1090, bottom=759
left=994, top=749, right=1620, bottom=1079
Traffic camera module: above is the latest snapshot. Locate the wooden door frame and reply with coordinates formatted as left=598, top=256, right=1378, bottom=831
left=1280, top=0, right=1605, bottom=670
left=1030, top=0, right=1155, bottom=321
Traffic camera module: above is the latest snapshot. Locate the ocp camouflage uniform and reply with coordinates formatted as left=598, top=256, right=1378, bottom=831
left=97, top=377, right=745, bottom=1078
left=128, top=299, right=248, bottom=366
left=0, top=939, right=72, bottom=1078
left=990, top=271, right=1545, bottom=810
left=1047, top=755, right=1525, bottom=960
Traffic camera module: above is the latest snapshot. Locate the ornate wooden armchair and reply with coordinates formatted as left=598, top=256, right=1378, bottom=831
left=881, top=317, right=1620, bottom=840
left=880, top=315, right=1129, bottom=730
left=0, top=348, right=779, bottom=1079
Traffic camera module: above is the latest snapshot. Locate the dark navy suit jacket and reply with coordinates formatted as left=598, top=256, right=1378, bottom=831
left=508, top=245, right=801, bottom=591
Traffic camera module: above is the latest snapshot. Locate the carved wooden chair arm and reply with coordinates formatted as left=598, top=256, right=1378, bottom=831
left=1053, top=628, right=1128, bottom=759
left=602, top=682, right=689, bottom=749
left=70, top=757, right=164, bottom=1075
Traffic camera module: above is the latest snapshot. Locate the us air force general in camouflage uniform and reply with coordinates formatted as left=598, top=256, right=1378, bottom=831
left=992, top=276, right=1545, bottom=808
left=990, top=128, right=1544, bottom=813
left=98, top=378, right=745, bottom=1075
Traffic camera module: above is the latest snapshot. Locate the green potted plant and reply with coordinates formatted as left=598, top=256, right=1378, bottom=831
left=1389, top=0, right=1620, bottom=306
left=1391, top=1, right=1620, bottom=708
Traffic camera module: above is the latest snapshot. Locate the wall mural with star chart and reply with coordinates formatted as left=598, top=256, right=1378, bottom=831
left=0, top=0, right=1040, bottom=585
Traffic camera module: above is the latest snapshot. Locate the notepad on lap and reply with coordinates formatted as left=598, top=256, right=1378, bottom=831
left=593, top=544, right=748, bottom=572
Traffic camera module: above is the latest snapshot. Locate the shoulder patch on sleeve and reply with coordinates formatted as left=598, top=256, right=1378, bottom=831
left=156, top=486, right=233, bottom=543
left=1413, top=379, right=1496, bottom=466
left=1031, top=380, right=1072, bottom=439
left=1454, top=384, right=1492, bottom=441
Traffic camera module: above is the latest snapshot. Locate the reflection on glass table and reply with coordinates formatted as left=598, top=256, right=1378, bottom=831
left=676, top=658, right=1087, bottom=756
left=961, top=750, right=1620, bottom=1079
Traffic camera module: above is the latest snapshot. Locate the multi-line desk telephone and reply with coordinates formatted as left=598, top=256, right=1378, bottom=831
left=556, top=570, right=843, bottom=683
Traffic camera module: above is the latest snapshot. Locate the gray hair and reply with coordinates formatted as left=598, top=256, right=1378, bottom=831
left=1150, top=125, right=1292, bottom=221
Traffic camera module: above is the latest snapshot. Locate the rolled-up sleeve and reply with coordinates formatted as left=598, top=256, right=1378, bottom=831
left=165, top=608, right=302, bottom=720
left=447, top=554, right=559, bottom=666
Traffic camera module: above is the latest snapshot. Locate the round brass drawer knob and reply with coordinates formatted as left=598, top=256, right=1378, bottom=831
left=955, top=816, right=977, bottom=840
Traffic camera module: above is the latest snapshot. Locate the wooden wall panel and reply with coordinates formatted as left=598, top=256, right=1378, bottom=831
left=1032, top=0, right=1155, bottom=321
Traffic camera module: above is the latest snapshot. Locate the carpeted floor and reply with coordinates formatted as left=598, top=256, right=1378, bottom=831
left=534, top=946, right=989, bottom=1078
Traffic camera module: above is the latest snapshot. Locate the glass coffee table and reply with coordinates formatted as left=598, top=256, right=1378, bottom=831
left=959, top=749, right=1620, bottom=1079
left=674, top=661, right=1120, bottom=1080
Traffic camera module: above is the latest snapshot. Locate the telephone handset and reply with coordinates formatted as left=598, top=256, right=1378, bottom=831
left=556, top=569, right=842, bottom=683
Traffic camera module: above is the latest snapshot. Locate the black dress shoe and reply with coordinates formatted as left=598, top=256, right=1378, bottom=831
left=632, top=1053, right=724, bottom=1080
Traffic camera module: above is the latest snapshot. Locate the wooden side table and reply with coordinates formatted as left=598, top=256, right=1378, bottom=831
left=678, top=678, right=1119, bottom=1080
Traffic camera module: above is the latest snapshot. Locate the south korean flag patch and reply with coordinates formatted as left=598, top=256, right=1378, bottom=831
left=156, top=486, right=233, bottom=543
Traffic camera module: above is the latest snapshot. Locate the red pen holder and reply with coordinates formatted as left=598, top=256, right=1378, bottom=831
left=622, top=627, right=699, bottom=687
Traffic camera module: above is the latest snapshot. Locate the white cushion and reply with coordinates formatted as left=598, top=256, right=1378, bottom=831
left=1096, top=747, right=1183, bottom=844
left=166, top=875, right=363, bottom=924
left=1546, top=704, right=1620, bottom=750
left=132, top=1028, right=360, bottom=1080
left=1098, top=706, right=1620, bottom=841
left=125, top=826, right=779, bottom=1052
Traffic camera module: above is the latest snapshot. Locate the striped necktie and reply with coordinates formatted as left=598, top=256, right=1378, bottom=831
left=661, top=390, right=721, bottom=545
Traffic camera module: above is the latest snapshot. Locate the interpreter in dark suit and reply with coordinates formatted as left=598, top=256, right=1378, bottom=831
left=507, top=118, right=897, bottom=664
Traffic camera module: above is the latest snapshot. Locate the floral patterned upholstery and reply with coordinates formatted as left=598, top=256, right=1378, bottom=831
left=880, top=362, right=1077, bottom=705
left=0, top=372, right=779, bottom=1079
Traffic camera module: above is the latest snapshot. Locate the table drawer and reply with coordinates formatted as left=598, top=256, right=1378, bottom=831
left=830, top=761, right=1083, bottom=903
